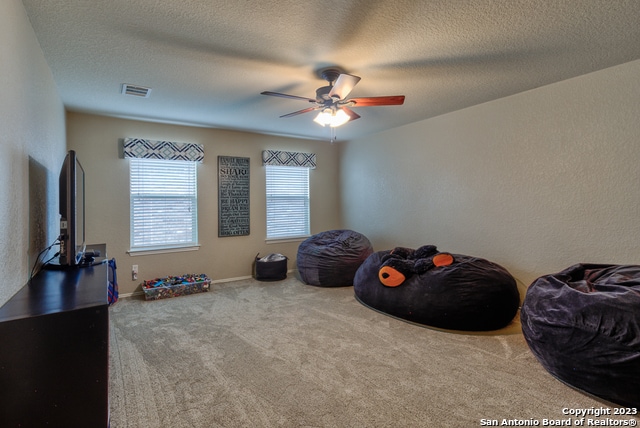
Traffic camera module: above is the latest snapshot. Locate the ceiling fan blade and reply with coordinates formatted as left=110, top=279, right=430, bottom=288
left=349, top=96, right=405, bottom=107
left=341, top=106, right=361, bottom=122
left=328, top=74, right=361, bottom=100
left=261, top=91, right=316, bottom=103
left=279, top=107, right=318, bottom=118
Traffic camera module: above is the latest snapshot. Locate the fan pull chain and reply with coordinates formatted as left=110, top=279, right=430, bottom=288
left=330, top=126, right=337, bottom=144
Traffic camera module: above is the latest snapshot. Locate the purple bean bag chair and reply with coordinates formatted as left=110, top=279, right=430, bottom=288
left=353, top=246, right=520, bottom=331
left=521, top=263, right=640, bottom=407
left=297, top=230, right=373, bottom=287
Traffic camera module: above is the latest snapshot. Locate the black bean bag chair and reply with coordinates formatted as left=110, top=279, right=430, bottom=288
left=521, top=263, right=640, bottom=407
left=353, top=246, right=520, bottom=331
left=297, top=230, right=373, bottom=287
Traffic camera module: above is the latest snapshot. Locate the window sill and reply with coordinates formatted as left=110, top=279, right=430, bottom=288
left=265, top=236, right=309, bottom=244
left=127, top=245, right=200, bottom=256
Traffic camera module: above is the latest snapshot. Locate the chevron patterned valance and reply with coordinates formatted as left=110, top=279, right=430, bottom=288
left=262, top=150, right=316, bottom=169
left=124, top=138, right=204, bottom=162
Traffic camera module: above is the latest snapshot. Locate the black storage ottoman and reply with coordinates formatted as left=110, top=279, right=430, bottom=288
left=254, top=253, right=288, bottom=281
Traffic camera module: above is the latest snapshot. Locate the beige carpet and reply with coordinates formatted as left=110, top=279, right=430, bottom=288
left=109, top=276, right=634, bottom=427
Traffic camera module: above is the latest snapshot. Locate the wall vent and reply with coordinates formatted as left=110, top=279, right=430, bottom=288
left=121, top=84, right=151, bottom=98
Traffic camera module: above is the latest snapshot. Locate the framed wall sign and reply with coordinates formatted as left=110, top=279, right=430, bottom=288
left=218, top=156, right=250, bottom=237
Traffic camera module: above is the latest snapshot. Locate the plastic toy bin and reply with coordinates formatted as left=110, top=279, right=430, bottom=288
left=141, top=274, right=211, bottom=300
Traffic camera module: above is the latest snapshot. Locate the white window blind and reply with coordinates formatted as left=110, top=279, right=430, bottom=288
left=265, top=165, right=310, bottom=239
left=130, top=158, right=198, bottom=250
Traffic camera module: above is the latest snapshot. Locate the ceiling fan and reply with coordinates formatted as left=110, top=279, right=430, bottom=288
left=260, top=68, right=405, bottom=127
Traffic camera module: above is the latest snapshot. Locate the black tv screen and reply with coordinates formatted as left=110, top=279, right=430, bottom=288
left=58, top=150, right=86, bottom=266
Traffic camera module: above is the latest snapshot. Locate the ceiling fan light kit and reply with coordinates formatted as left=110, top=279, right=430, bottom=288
left=261, top=67, right=405, bottom=133
left=313, top=108, right=351, bottom=127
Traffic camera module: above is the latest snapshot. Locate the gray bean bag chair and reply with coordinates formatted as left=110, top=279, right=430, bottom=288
left=354, top=246, right=520, bottom=331
left=521, top=263, right=640, bottom=407
left=297, top=230, right=373, bottom=287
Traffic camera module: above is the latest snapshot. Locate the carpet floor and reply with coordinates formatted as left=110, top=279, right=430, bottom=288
left=108, top=276, right=636, bottom=427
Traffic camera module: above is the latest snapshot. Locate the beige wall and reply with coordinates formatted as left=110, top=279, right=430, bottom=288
left=4, top=0, right=639, bottom=305
left=0, top=0, right=66, bottom=306
left=66, top=112, right=341, bottom=295
left=340, top=59, right=640, bottom=289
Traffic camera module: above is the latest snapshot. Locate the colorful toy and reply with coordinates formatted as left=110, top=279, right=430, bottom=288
left=141, top=273, right=210, bottom=300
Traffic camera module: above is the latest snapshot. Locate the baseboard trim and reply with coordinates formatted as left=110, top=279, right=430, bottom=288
left=211, top=275, right=252, bottom=284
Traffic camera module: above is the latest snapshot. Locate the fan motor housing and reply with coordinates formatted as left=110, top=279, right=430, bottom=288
left=319, top=68, right=341, bottom=83
left=316, top=86, right=333, bottom=102
left=315, top=67, right=343, bottom=102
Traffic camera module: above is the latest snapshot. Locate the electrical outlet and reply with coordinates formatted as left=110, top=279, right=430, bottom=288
left=132, top=264, right=138, bottom=281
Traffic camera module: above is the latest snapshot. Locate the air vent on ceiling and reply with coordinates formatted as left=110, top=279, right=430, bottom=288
left=121, top=84, right=151, bottom=98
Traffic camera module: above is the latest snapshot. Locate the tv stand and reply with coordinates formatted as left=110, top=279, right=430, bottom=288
left=0, top=244, right=110, bottom=427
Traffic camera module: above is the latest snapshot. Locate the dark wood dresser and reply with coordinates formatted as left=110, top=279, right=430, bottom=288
left=0, top=253, right=110, bottom=427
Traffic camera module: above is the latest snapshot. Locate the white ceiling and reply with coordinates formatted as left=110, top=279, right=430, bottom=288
left=21, top=0, right=640, bottom=142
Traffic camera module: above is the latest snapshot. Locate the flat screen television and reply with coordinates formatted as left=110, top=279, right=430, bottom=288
left=57, top=150, right=86, bottom=267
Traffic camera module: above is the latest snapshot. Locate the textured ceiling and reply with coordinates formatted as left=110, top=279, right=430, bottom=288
left=21, top=0, right=640, bottom=142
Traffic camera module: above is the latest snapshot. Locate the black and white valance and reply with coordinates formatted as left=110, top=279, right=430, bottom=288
left=124, top=138, right=204, bottom=162
left=262, top=150, right=316, bottom=169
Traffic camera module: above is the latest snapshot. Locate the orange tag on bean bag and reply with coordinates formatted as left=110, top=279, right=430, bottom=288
left=433, top=253, right=454, bottom=267
left=379, top=266, right=406, bottom=287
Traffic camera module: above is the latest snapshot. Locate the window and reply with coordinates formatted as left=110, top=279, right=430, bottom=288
left=265, top=165, right=310, bottom=239
left=129, top=158, right=198, bottom=251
